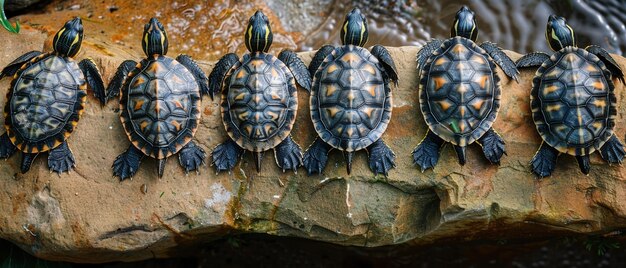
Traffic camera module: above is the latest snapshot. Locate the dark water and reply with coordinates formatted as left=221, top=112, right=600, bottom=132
left=293, top=0, right=626, bottom=55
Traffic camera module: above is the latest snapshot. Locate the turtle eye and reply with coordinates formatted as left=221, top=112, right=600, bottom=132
left=53, top=17, right=83, bottom=57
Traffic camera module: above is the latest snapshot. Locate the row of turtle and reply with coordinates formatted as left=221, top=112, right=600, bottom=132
left=0, top=6, right=623, bottom=180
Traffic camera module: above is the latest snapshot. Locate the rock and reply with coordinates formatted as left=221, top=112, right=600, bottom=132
left=1, top=24, right=626, bottom=264
left=4, top=0, right=44, bottom=13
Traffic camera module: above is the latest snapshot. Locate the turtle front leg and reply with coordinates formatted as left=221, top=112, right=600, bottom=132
left=273, top=136, right=303, bottom=173
left=412, top=130, right=444, bottom=172
left=177, top=54, right=210, bottom=97
left=531, top=142, right=559, bottom=178
left=600, top=134, right=625, bottom=164
left=303, top=137, right=331, bottom=175
left=208, top=53, right=239, bottom=100
left=278, top=50, right=311, bottom=91
left=48, top=141, right=75, bottom=174
left=477, top=128, right=506, bottom=164
left=515, top=52, right=550, bottom=69
left=178, top=141, right=206, bottom=174
left=366, top=139, right=396, bottom=175
left=78, top=59, right=106, bottom=106
left=211, top=139, right=243, bottom=172
left=586, top=45, right=624, bottom=84
left=479, top=41, right=520, bottom=82
left=112, top=145, right=144, bottom=181
left=0, top=51, right=42, bottom=79
left=0, top=133, right=16, bottom=159
left=105, top=60, right=137, bottom=103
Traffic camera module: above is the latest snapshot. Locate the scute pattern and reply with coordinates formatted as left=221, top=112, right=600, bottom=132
left=221, top=52, right=297, bottom=152
left=121, top=56, right=201, bottom=159
left=311, top=45, right=392, bottom=152
left=531, top=46, right=616, bottom=156
left=5, top=54, right=86, bottom=153
left=420, top=37, right=500, bottom=147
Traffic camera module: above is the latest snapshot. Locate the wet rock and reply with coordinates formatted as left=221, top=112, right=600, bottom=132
left=4, top=0, right=44, bottom=13
left=1, top=25, right=626, bottom=264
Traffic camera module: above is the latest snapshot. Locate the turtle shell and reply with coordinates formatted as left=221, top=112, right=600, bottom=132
left=310, top=45, right=392, bottom=152
left=120, top=55, right=201, bottom=159
left=530, top=46, right=616, bottom=156
left=419, top=36, right=501, bottom=147
left=4, top=53, right=87, bottom=153
left=221, top=52, right=297, bottom=152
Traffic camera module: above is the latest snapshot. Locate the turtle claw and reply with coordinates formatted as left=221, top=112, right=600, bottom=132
left=303, top=138, right=330, bottom=175
left=178, top=142, right=206, bottom=174
left=112, top=146, right=143, bottom=181
left=600, top=135, right=625, bottom=164
left=0, top=133, right=16, bottom=159
left=274, top=137, right=303, bottom=173
left=48, top=142, right=76, bottom=174
left=211, top=139, right=243, bottom=172
left=367, top=140, right=396, bottom=175
left=478, top=128, right=506, bottom=164
left=530, top=142, right=558, bottom=178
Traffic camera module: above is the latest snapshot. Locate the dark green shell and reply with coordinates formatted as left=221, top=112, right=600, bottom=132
left=221, top=52, right=297, bottom=152
left=530, top=46, right=616, bottom=156
left=121, top=55, right=201, bottom=159
left=419, top=37, right=500, bottom=147
left=4, top=53, right=86, bottom=153
left=310, top=45, right=392, bottom=152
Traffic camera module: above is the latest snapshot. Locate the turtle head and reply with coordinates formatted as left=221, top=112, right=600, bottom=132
left=142, top=18, right=169, bottom=57
left=546, top=14, right=575, bottom=51
left=53, top=17, right=83, bottom=57
left=341, top=8, right=368, bottom=47
left=245, top=10, right=273, bottom=53
left=451, top=6, right=478, bottom=41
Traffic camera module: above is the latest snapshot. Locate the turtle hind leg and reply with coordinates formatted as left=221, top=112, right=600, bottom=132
left=531, top=142, right=559, bottom=178
left=576, top=155, right=591, bottom=175
left=477, top=128, right=506, bottom=164
left=412, top=130, right=444, bottom=172
left=303, top=137, right=331, bottom=175
left=112, top=145, right=144, bottom=181
left=20, top=153, right=39, bottom=174
left=600, top=134, right=625, bottom=164
left=47, top=141, right=75, bottom=174
left=211, top=139, right=243, bottom=172
left=274, top=136, right=303, bottom=173
left=178, top=141, right=206, bottom=174
left=367, top=139, right=396, bottom=175
left=0, top=133, right=16, bottom=159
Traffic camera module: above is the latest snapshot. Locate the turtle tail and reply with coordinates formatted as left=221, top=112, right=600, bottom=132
left=158, top=158, right=167, bottom=177
left=345, top=151, right=354, bottom=175
left=254, top=152, right=263, bottom=173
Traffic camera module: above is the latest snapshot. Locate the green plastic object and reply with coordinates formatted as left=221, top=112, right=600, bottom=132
left=1, top=0, right=20, bottom=33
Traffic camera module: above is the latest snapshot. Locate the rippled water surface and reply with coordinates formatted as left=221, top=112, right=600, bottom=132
left=18, top=0, right=626, bottom=60
left=294, top=0, right=626, bottom=55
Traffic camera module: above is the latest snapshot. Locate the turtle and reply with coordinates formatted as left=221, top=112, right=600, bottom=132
left=105, top=18, right=209, bottom=180
left=0, top=17, right=105, bottom=174
left=412, top=6, right=519, bottom=171
left=208, top=10, right=312, bottom=173
left=516, top=15, right=625, bottom=177
left=303, top=8, right=399, bottom=175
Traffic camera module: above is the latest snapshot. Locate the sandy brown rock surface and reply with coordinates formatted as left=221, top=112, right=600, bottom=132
left=1, top=24, right=626, bottom=263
